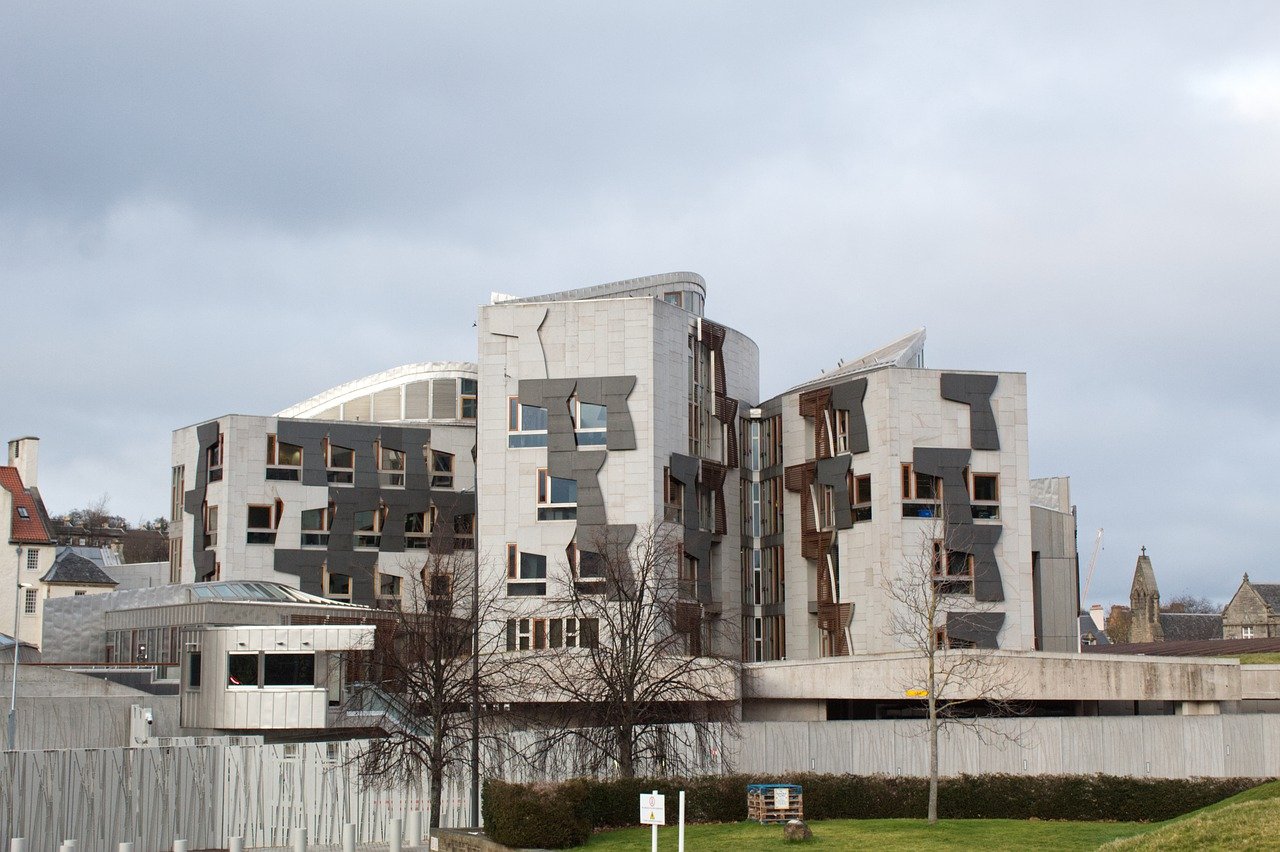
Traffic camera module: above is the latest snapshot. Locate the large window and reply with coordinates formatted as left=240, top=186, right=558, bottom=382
left=171, top=465, right=185, bottom=522
left=378, top=443, right=405, bottom=487
left=25, top=549, right=38, bottom=572
left=508, top=398, right=549, bottom=448
left=505, top=616, right=599, bottom=651
left=932, top=542, right=974, bottom=595
left=246, top=503, right=280, bottom=545
left=23, top=588, right=37, bottom=615
left=206, top=434, right=224, bottom=482
left=377, top=572, right=403, bottom=602
left=851, top=474, right=872, bottom=522
left=506, top=546, right=547, bottom=596
left=228, top=652, right=316, bottom=688
left=663, top=467, right=685, bottom=524
left=459, top=378, right=478, bottom=419
left=970, top=472, right=1000, bottom=519
left=325, top=567, right=352, bottom=601
left=453, top=513, right=474, bottom=549
left=203, top=504, right=219, bottom=548
left=901, top=464, right=941, bottom=518
left=569, top=396, right=607, bottom=446
left=326, top=440, right=355, bottom=484
left=187, top=652, right=202, bottom=689
left=536, top=469, right=577, bottom=521
left=431, top=451, right=455, bottom=489
left=404, top=508, right=436, bottom=548
left=301, top=506, right=331, bottom=546
left=353, top=507, right=385, bottom=548
left=265, top=435, right=303, bottom=481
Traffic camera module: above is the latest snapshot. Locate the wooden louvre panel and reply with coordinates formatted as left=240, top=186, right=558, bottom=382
left=798, top=387, right=834, bottom=460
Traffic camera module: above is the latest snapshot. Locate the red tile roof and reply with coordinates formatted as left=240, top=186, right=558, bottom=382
left=0, top=467, right=55, bottom=544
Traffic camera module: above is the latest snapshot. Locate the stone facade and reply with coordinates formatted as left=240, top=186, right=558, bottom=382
left=1222, top=574, right=1280, bottom=639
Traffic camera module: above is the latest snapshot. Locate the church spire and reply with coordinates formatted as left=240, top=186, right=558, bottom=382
left=1129, top=548, right=1163, bottom=643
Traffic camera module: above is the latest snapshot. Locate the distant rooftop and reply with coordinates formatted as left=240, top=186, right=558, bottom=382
left=491, top=271, right=706, bottom=309
left=783, top=328, right=928, bottom=396
left=188, top=580, right=367, bottom=607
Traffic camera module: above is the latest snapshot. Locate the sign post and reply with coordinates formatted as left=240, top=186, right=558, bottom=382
left=678, top=790, right=686, bottom=852
left=639, top=790, right=666, bottom=852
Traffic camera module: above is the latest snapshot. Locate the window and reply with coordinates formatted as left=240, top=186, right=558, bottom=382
left=171, top=465, right=185, bottom=522
left=206, top=434, right=224, bottom=482
left=508, top=398, right=549, bottom=448
left=453, top=513, right=474, bottom=549
left=506, top=617, right=599, bottom=651
left=404, top=508, right=435, bottom=548
left=325, top=568, right=352, bottom=601
left=664, top=291, right=683, bottom=307
left=663, top=467, right=685, bottom=524
left=376, top=572, right=402, bottom=602
left=16, top=507, right=29, bottom=520
left=901, top=464, right=941, bottom=518
left=326, top=441, right=355, bottom=484
left=301, top=506, right=331, bottom=546
left=1243, top=626, right=1254, bottom=639
left=23, top=588, right=38, bottom=615
left=569, top=396, right=607, bottom=446
left=815, top=484, right=836, bottom=531
left=354, top=507, right=385, bottom=548
left=934, top=628, right=976, bottom=650
left=425, top=571, right=452, bottom=599
left=25, top=549, right=38, bottom=571
left=203, top=504, right=219, bottom=548
left=681, top=553, right=699, bottom=597
left=834, top=409, right=850, bottom=454
left=378, top=444, right=406, bottom=487
left=431, top=450, right=455, bottom=489
left=536, top=469, right=577, bottom=521
left=459, top=378, right=478, bottom=419
left=507, top=550, right=547, bottom=596
left=228, top=653, right=259, bottom=687
left=265, top=435, right=303, bottom=481
left=970, top=473, right=1000, bottom=519
left=932, top=541, right=975, bottom=595
left=851, top=474, right=872, bottom=522
left=188, top=652, right=202, bottom=688
left=246, top=502, right=280, bottom=545
left=264, top=653, right=315, bottom=687
left=697, top=485, right=717, bottom=532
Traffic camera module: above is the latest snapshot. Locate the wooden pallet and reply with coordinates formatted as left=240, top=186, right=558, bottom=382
left=747, top=790, right=804, bottom=824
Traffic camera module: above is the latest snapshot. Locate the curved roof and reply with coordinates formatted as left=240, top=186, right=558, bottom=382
left=277, top=361, right=478, bottom=421
left=189, top=580, right=368, bottom=608
left=491, top=271, right=706, bottom=307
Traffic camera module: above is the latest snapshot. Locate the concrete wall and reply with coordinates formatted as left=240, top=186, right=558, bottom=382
left=729, top=716, right=1280, bottom=779
left=1031, top=492, right=1080, bottom=653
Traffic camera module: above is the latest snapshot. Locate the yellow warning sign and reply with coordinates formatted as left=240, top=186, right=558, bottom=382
left=905, top=689, right=929, bottom=697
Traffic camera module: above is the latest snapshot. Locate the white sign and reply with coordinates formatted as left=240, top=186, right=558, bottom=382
left=640, top=793, right=666, bottom=825
left=774, top=787, right=790, bottom=809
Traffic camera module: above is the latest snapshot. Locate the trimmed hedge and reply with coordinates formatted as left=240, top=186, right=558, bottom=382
left=483, top=773, right=1265, bottom=848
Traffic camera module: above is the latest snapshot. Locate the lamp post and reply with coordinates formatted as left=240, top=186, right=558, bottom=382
left=469, top=443, right=480, bottom=828
left=8, top=546, right=31, bottom=751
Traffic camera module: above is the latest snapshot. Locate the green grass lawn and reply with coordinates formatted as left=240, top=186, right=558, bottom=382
left=581, top=780, right=1280, bottom=851
left=582, top=818, right=1154, bottom=851
left=1232, top=652, right=1280, bottom=664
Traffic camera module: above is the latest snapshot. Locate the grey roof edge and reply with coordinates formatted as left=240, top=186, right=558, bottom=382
left=777, top=328, right=928, bottom=397
left=492, top=271, right=706, bottom=305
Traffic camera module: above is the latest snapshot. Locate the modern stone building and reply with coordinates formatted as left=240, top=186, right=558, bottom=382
left=168, top=363, right=479, bottom=609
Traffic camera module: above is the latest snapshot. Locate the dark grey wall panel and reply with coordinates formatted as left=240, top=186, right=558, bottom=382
left=815, top=455, right=854, bottom=530
left=830, top=378, right=870, bottom=455
left=940, top=373, right=1000, bottom=451
left=914, top=446, right=1005, bottom=603
left=182, top=420, right=222, bottom=578
left=945, top=610, right=1005, bottom=649
left=519, top=376, right=638, bottom=546
left=669, top=452, right=713, bottom=602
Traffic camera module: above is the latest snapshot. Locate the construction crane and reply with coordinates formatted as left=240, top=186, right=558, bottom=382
left=1081, top=528, right=1105, bottom=602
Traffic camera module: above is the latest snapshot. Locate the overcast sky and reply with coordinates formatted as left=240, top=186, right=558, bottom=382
left=3, top=2, right=1277, bottom=608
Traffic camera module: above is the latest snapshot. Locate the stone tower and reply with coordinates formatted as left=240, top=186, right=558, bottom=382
left=1128, top=547, right=1163, bottom=643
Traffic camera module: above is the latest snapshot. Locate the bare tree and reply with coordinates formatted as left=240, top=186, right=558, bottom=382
left=1164, top=593, right=1220, bottom=614
left=884, top=516, right=1024, bottom=824
left=524, top=522, right=739, bottom=779
left=340, top=548, right=519, bottom=828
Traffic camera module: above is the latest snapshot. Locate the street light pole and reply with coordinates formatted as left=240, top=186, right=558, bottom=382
left=470, top=443, right=480, bottom=827
left=8, top=546, right=25, bottom=751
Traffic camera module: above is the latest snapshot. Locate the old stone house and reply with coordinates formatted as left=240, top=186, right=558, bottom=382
left=1222, top=575, right=1280, bottom=639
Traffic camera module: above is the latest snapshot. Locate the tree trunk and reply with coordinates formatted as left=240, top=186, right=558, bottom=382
left=927, top=697, right=939, bottom=825
left=431, top=734, right=446, bottom=828
left=618, top=726, right=635, bottom=779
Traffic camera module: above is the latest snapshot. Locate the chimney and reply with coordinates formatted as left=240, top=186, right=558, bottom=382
left=1089, top=604, right=1105, bottom=631
left=7, top=436, right=39, bottom=488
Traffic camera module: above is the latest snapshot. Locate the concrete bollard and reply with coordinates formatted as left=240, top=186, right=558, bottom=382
left=406, top=811, right=422, bottom=843
left=388, top=816, right=402, bottom=852
left=342, top=822, right=356, bottom=852
left=173, top=841, right=188, bottom=852
left=228, top=838, right=244, bottom=852
left=10, top=839, right=25, bottom=852
left=292, top=826, right=307, bottom=852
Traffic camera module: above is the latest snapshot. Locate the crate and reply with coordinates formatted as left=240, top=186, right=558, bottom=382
left=746, top=783, right=804, bottom=824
